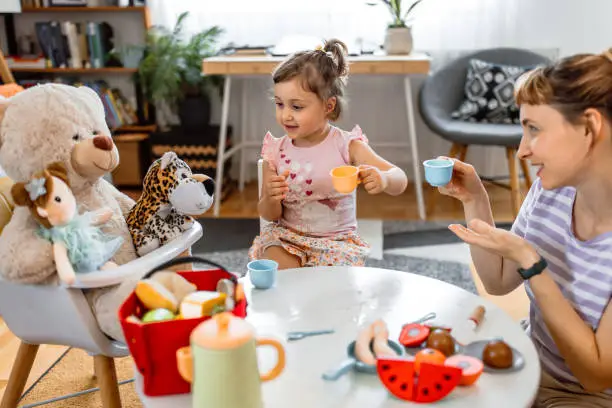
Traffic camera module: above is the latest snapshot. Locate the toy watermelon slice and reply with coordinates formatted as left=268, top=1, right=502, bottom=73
left=377, top=356, right=462, bottom=403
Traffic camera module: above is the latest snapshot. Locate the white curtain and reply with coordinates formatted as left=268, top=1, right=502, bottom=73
left=145, top=0, right=607, bottom=181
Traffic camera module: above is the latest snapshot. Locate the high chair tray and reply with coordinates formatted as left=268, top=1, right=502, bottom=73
left=67, top=222, right=203, bottom=289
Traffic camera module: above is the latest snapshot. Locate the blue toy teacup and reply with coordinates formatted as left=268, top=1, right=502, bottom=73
left=423, top=158, right=454, bottom=187
left=247, top=259, right=278, bottom=289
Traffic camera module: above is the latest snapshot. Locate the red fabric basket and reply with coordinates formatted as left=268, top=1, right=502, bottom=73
left=118, top=256, right=248, bottom=397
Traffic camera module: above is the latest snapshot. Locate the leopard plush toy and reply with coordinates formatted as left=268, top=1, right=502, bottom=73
left=127, top=151, right=215, bottom=256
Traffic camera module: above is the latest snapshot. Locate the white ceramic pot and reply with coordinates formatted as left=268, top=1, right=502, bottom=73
left=384, top=26, right=413, bottom=55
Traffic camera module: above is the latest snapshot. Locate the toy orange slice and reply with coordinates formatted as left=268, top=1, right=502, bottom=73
left=444, top=354, right=483, bottom=386
left=399, top=323, right=430, bottom=347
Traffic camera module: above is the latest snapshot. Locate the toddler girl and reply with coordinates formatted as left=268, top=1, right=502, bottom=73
left=248, top=38, right=408, bottom=269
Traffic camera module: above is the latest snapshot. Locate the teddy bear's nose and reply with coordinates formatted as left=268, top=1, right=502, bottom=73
left=93, top=135, right=113, bottom=151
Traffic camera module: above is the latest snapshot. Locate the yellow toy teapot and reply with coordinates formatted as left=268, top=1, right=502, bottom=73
left=177, top=312, right=285, bottom=408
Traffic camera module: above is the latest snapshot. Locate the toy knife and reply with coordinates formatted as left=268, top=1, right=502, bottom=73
left=453, top=305, right=486, bottom=346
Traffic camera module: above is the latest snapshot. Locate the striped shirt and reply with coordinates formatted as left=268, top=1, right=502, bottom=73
left=512, top=178, right=612, bottom=393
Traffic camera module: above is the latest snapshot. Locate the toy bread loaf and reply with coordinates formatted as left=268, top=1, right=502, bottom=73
left=179, top=291, right=227, bottom=319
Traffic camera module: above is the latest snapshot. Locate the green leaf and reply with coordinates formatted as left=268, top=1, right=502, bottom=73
left=403, top=0, right=424, bottom=20
left=137, top=11, right=224, bottom=114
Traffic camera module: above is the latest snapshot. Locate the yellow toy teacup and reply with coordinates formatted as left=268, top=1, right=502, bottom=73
left=330, top=165, right=362, bottom=194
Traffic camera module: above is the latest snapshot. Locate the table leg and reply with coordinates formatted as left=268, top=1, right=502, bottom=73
left=404, top=76, right=426, bottom=220
left=239, top=78, right=248, bottom=191
left=213, top=76, right=232, bottom=217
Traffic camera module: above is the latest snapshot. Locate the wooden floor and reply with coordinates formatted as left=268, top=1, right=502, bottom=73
left=1, top=181, right=526, bottom=403
left=123, top=180, right=524, bottom=223
left=0, top=318, right=69, bottom=403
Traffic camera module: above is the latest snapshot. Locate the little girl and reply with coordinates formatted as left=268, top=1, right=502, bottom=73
left=248, top=38, right=408, bottom=269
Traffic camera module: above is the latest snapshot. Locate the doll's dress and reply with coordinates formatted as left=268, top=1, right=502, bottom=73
left=37, top=211, right=124, bottom=273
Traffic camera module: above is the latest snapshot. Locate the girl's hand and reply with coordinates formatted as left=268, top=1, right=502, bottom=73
left=438, top=158, right=486, bottom=203
left=449, top=219, right=539, bottom=268
left=358, top=165, right=388, bottom=195
left=263, top=160, right=290, bottom=202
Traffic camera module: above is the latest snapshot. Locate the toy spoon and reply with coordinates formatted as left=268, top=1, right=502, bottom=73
left=287, top=329, right=335, bottom=341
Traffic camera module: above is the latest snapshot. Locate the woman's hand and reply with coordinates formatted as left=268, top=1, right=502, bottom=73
left=262, top=160, right=289, bottom=202
left=438, top=158, right=487, bottom=203
left=449, top=219, right=539, bottom=268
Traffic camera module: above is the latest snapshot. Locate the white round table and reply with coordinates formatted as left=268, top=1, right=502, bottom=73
left=135, top=266, right=540, bottom=407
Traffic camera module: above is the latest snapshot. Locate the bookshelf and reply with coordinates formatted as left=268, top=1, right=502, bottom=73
left=11, top=67, right=137, bottom=73
left=3, top=2, right=157, bottom=186
left=20, top=6, right=150, bottom=30
left=22, top=6, right=146, bottom=12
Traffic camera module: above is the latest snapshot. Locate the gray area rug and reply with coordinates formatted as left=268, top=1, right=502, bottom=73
left=194, top=249, right=477, bottom=295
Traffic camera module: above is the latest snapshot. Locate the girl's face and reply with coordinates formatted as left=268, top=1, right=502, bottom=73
left=517, top=104, right=593, bottom=190
left=274, top=77, right=334, bottom=143
left=37, top=177, right=77, bottom=226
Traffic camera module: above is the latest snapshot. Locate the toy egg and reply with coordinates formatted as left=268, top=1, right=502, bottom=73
left=482, top=338, right=513, bottom=369
left=426, top=329, right=455, bottom=357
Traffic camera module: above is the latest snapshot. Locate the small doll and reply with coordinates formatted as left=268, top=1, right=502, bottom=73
left=11, top=162, right=123, bottom=285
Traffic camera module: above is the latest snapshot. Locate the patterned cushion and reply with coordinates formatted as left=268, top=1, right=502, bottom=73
left=451, top=58, right=532, bottom=124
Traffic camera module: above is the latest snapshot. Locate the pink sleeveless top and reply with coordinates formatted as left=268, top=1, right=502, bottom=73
left=261, top=125, right=368, bottom=237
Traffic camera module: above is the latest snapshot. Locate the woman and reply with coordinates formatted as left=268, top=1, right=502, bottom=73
left=442, top=48, right=612, bottom=407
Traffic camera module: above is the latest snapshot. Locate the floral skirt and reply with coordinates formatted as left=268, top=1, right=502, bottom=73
left=248, top=222, right=370, bottom=267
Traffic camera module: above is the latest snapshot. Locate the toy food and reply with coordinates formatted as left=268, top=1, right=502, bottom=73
left=426, top=329, right=456, bottom=357
left=482, top=338, right=513, bottom=369
left=377, top=355, right=461, bottom=403
left=414, top=348, right=446, bottom=374
left=179, top=291, right=227, bottom=319
left=135, top=271, right=197, bottom=313
left=372, top=320, right=398, bottom=358
left=399, top=323, right=430, bottom=347
left=142, top=308, right=176, bottom=323
left=444, top=355, right=484, bottom=386
left=354, top=323, right=377, bottom=365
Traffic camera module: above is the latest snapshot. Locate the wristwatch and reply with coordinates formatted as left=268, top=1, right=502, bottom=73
left=518, top=256, right=547, bottom=280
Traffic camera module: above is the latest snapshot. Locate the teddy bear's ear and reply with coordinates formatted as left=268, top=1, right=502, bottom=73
left=10, top=182, right=32, bottom=207
left=76, top=85, right=106, bottom=118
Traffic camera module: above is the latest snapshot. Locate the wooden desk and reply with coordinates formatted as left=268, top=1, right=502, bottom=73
left=202, top=54, right=432, bottom=219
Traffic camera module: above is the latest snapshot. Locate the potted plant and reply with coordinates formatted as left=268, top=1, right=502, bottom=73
left=138, top=11, right=224, bottom=131
left=367, top=0, right=424, bottom=55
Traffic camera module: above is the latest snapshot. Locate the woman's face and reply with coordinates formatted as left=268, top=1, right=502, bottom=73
left=517, top=104, right=592, bottom=190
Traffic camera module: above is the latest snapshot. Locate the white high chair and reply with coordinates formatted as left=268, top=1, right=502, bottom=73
left=0, top=177, right=202, bottom=408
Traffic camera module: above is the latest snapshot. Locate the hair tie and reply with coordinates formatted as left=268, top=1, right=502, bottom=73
left=25, top=177, right=46, bottom=201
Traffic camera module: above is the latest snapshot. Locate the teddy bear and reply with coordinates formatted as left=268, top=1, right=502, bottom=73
left=0, top=83, right=141, bottom=342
